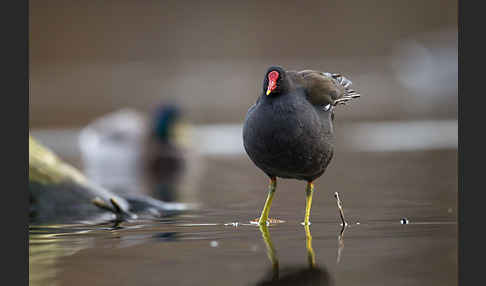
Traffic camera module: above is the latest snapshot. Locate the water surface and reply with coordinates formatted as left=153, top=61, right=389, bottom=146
left=29, top=148, right=457, bottom=286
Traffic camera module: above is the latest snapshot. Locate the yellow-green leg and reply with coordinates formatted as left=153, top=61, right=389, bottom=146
left=304, top=181, right=314, bottom=225
left=258, top=177, right=277, bottom=225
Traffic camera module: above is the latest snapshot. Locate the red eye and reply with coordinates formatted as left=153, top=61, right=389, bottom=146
left=268, top=71, right=279, bottom=81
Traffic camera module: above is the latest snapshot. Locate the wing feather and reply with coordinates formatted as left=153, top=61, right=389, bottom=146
left=288, top=70, right=361, bottom=107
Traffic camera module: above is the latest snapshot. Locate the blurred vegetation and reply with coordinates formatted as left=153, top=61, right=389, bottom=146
left=29, top=135, right=87, bottom=185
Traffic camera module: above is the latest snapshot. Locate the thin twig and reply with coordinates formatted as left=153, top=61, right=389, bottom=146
left=334, top=192, right=347, bottom=226
left=334, top=192, right=348, bottom=264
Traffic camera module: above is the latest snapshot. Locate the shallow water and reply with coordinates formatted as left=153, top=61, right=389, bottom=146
left=29, top=148, right=457, bottom=286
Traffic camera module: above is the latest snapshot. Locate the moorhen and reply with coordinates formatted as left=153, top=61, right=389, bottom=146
left=243, top=66, right=360, bottom=225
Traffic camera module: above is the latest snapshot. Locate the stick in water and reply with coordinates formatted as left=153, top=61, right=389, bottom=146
left=334, top=191, right=347, bottom=264
left=334, top=192, right=347, bottom=227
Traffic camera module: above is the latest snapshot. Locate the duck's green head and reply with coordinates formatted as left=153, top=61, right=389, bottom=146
left=153, top=105, right=181, bottom=143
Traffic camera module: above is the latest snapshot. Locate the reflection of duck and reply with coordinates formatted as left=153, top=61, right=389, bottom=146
left=29, top=229, right=95, bottom=285
left=256, top=225, right=333, bottom=286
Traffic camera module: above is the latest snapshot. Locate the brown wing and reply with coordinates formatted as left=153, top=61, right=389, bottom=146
left=287, top=70, right=360, bottom=107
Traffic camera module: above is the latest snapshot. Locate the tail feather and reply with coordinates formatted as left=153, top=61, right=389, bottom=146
left=330, top=74, right=361, bottom=106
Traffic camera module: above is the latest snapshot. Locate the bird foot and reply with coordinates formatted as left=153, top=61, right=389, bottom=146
left=250, top=217, right=286, bottom=225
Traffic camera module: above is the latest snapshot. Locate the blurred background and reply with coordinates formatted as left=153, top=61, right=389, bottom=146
left=29, top=0, right=457, bottom=199
left=29, top=1, right=457, bottom=285
left=29, top=0, right=457, bottom=180
left=30, top=0, right=457, bottom=128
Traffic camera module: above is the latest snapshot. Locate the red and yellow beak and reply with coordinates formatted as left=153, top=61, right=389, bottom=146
left=266, top=70, right=279, bottom=96
left=266, top=80, right=276, bottom=96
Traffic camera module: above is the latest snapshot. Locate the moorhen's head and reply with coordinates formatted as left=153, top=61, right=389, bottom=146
left=263, top=66, right=290, bottom=97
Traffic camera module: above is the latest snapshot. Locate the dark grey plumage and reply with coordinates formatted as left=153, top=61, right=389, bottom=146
left=243, top=66, right=359, bottom=182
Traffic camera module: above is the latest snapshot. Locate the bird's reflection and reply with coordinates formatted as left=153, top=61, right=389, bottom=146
left=259, top=224, right=280, bottom=280
left=256, top=224, right=333, bottom=286
left=337, top=224, right=347, bottom=264
left=304, top=224, right=316, bottom=268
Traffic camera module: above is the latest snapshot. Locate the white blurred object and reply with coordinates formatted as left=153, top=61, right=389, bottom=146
left=192, top=124, right=244, bottom=156
left=390, top=28, right=457, bottom=96
left=191, top=120, right=457, bottom=155
left=78, top=109, right=148, bottom=195
left=346, top=120, right=457, bottom=152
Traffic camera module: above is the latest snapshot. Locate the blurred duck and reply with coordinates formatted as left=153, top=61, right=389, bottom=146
left=143, top=105, right=187, bottom=202
left=79, top=106, right=201, bottom=204
left=78, top=108, right=148, bottom=196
